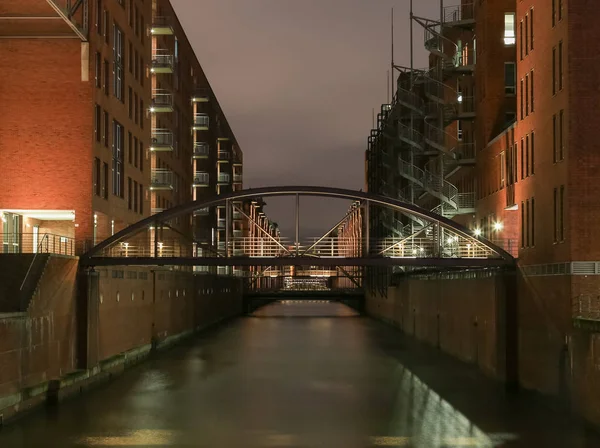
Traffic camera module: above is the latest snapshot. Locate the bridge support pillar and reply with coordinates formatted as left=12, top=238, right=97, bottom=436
left=76, top=268, right=100, bottom=370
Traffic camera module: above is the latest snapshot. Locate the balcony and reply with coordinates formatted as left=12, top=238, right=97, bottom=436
left=233, top=230, right=243, bottom=238
left=217, top=173, right=230, bottom=184
left=233, top=210, right=242, bottom=220
left=150, top=169, right=173, bottom=190
left=150, top=129, right=174, bottom=152
left=233, top=174, right=243, bottom=183
left=443, top=3, right=475, bottom=27
left=151, top=16, right=174, bottom=35
left=192, top=113, right=209, bottom=131
left=150, top=89, right=174, bottom=113
left=151, top=52, right=174, bottom=74
left=193, top=207, right=210, bottom=217
left=151, top=207, right=165, bottom=215
left=192, top=88, right=210, bottom=103
left=217, top=218, right=226, bottom=228
left=193, top=142, right=209, bottom=158
left=193, top=172, right=210, bottom=187
left=217, top=150, right=230, bottom=162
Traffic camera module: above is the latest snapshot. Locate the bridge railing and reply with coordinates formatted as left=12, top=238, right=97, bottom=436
left=1, top=233, right=76, bottom=256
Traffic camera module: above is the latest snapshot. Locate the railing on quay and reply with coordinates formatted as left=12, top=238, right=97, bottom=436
left=1, top=233, right=76, bottom=256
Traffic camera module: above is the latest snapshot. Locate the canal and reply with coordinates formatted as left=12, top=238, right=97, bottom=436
left=0, top=301, right=598, bottom=447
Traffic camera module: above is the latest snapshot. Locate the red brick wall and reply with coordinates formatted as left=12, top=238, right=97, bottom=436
left=0, top=39, right=93, bottom=242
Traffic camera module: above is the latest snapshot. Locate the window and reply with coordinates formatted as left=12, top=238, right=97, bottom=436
left=95, top=105, right=101, bottom=142
left=140, top=57, right=144, bottom=86
left=134, top=92, right=138, bottom=124
left=94, top=158, right=101, bottom=196
left=553, top=188, right=558, bottom=242
left=521, top=201, right=525, bottom=248
left=506, top=112, right=516, bottom=126
left=96, top=0, right=102, bottom=34
left=525, top=135, right=529, bottom=177
left=103, top=59, right=110, bottom=96
left=525, top=74, right=529, bottom=116
left=112, top=121, right=125, bottom=198
left=524, top=15, right=528, bottom=56
left=128, top=177, right=132, bottom=209
left=520, top=138, right=524, bottom=179
left=103, top=9, right=110, bottom=43
left=140, top=100, right=144, bottom=128
left=525, top=199, right=530, bottom=247
left=129, top=0, right=134, bottom=27
left=530, top=70, right=534, bottom=112
left=504, top=62, right=516, bottom=94
left=504, top=13, right=516, bottom=45
left=134, top=49, right=139, bottom=80
left=102, top=162, right=109, bottom=199
left=139, top=184, right=144, bottom=214
left=552, top=0, right=556, bottom=27
left=558, top=0, right=563, bottom=22
left=103, top=110, right=109, bottom=147
left=519, top=20, right=523, bottom=59
left=500, top=151, right=506, bottom=189
left=95, top=52, right=101, bottom=88
left=531, top=131, right=535, bottom=175
left=559, top=185, right=565, bottom=241
left=140, top=15, right=145, bottom=45
left=113, top=24, right=124, bottom=101
left=139, top=142, right=144, bottom=171
left=128, top=132, right=133, bottom=164
left=134, top=137, right=138, bottom=168
left=128, top=87, right=133, bottom=118
left=128, top=41, right=133, bottom=73
left=134, top=6, right=139, bottom=36
left=457, top=120, right=463, bottom=141
left=520, top=79, right=524, bottom=119
left=558, top=41, right=563, bottom=91
left=552, top=47, right=556, bottom=95
left=531, top=197, right=535, bottom=247
left=133, top=180, right=138, bottom=212
left=530, top=9, right=534, bottom=51
left=559, top=109, right=564, bottom=160
left=553, top=114, right=558, bottom=163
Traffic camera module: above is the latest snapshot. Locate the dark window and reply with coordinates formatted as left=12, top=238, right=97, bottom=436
left=525, top=74, right=529, bottom=116
left=134, top=92, right=138, bottom=124
left=140, top=100, right=144, bottom=128
left=128, top=87, right=133, bottom=118
left=530, top=9, right=534, bottom=50
left=553, top=188, right=558, bottom=242
left=553, top=114, right=557, bottom=163
left=128, top=177, right=132, bottom=209
left=134, top=137, right=138, bottom=168
left=520, top=79, right=524, bottom=119
left=112, top=121, right=125, bottom=198
left=113, top=24, right=124, bottom=101
left=95, top=52, right=101, bottom=88
left=519, top=20, right=523, bottom=60
left=552, top=0, right=556, bottom=27
left=103, top=9, right=110, bottom=43
left=103, top=110, right=109, bottom=147
left=559, top=185, right=565, bottom=241
left=504, top=63, right=516, bottom=94
left=134, top=49, right=139, bottom=80
left=104, top=59, right=110, bottom=96
left=552, top=47, right=556, bottom=95
left=139, top=142, right=144, bottom=171
left=140, top=15, right=145, bottom=45
left=128, top=131, right=133, bottom=164
left=94, top=158, right=101, bottom=196
left=140, top=57, right=144, bottom=86
left=530, top=70, right=534, bottom=112
left=531, top=131, right=535, bottom=175
left=559, top=109, right=564, bottom=160
left=96, top=0, right=102, bottom=34
left=521, top=202, right=525, bottom=248
left=133, top=180, right=138, bottom=212
left=558, top=41, right=563, bottom=91
left=525, top=199, right=530, bottom=247
left=558, top=0, right=563, bottom=21
left=139, top=183, right=144, bottom=214
left=524, top=15, right=528, bottom=56
left=95, top=105, right=101, bottom=142
left=128, top=40, right=133, bottom=73
left=102, top=162, right=109, bottom=199
left=531, top=197, right=535, bottom=246
left=525, top=135, right=529, bottom=177
left=520, top=138, right=524, bottom=179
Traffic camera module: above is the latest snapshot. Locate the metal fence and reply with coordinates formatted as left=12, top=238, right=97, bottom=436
left=1, top=233, right=76, bottom=256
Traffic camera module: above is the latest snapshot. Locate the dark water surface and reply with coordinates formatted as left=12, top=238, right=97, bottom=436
left=0, top=302, right=598, bottom=447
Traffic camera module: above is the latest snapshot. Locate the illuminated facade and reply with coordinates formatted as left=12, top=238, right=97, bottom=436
left=0, top=0, right=242, bottom=261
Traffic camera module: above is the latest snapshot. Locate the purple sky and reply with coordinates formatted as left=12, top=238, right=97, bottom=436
left=172, top=0, right=440, bottom=238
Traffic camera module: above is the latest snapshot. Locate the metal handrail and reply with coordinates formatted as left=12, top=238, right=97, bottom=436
left=19, top=233, right=49, bottom=292
left=443, top=3, right=475, bottom=24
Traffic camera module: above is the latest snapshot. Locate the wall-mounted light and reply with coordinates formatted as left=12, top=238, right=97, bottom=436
left=474, top=228, right=482, bottom=237
left=494, top=222, right=503, bottom=231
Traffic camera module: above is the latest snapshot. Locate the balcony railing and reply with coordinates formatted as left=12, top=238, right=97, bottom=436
left=193, top=113, right=209, bottom=130
left=193, top=172, right=209, bottom=186
left=443, top=3, right=475, bottom=25
left=151, top=207, right=165, bottom=214
left=150, top=169, right=174, bottom=190
left=192, top=88, right=210, bottom=102
left=233, top=174, right=243, bottom=183
left=151, top=90, right=174, bottom=112
left=233, top=210, right=242, bottom=220
left=151, top=16, right=174, bottom=35
left=217, top=218, right=226, bottom=228
left=218, top=173, right=230, bottom=184
left=233, top=230, right=244, bottom=238
left=193, top=142, right=209, bottom=158
left=150, top=129, right=174, bottom=151
left=217, top=150, right=230, bottom=161
left=151, top=52, right=174, bottom=73
left=0, top=233, right=76, bottom=256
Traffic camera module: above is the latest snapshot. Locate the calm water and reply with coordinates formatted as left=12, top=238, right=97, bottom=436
left=0, top=301, right=598, bottom=447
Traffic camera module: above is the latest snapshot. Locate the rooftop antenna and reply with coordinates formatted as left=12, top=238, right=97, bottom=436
left=387, top=70, right=390, bottom=104
left=410, top=0, right=414, bottom=88
left=372, top=108, right=375, bottom=128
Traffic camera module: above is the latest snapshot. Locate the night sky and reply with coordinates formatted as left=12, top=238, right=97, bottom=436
left=172, top=0, right=440, bottom=239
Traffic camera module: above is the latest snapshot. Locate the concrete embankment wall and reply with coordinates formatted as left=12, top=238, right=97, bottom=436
left=0, top=256, right=243, bottom=423
left=366, top=269, right=600, bottom=428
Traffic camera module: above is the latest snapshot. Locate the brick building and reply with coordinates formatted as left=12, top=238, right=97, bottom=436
left=0, top=0, right=243, bottom=262
left=366, top=0, right=600, bottom=425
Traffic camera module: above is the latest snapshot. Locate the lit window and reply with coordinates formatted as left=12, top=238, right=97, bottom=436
left=504, top=13, right=516, bottom=45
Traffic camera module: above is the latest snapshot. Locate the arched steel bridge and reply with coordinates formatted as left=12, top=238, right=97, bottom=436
left=81, top=186, right=516, bottom=268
